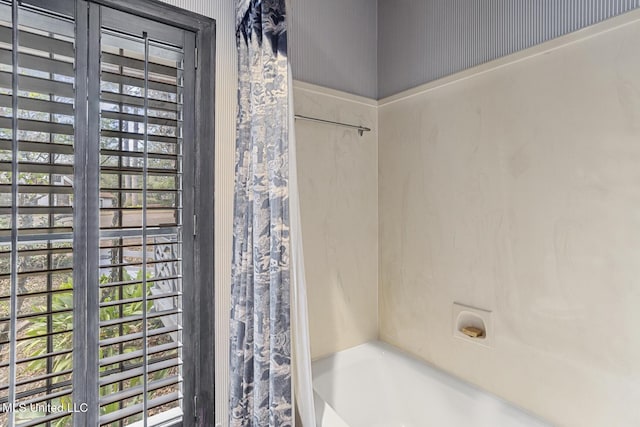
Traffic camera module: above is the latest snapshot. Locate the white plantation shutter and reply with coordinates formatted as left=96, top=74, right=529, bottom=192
left=96, top=27, right=185, bottom=427
left=0, top=1, right=214, bottom=426
left=0, top=5, right=76, bottom=426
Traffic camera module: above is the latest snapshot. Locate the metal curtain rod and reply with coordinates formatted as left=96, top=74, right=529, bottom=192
left=294, top=114, right=371, bottom=136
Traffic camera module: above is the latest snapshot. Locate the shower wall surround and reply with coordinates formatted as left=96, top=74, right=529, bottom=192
left=378, top=12, right=640, bottom=427
left=294, top=82, right=379, bottom=359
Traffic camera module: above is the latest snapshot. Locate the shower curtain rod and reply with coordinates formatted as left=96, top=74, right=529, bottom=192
left=294, top=114, right=371, bottom=136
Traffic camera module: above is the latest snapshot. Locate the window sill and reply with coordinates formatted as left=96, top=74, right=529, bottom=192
left=127, top=407, right=183, bottom=427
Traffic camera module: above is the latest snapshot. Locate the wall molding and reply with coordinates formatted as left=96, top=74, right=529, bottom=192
left=295, top=7, right=640, bottom=107
left=293, top=80, right=378, bottom=107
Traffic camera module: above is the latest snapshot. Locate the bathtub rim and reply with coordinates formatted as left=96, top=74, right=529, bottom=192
left=311, top=340, right=554, bottom=427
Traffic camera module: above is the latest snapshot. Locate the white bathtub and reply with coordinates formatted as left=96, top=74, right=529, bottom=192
left=312, top=341, right=552, bottom=427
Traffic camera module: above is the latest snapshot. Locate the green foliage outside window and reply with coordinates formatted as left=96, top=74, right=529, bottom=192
left=18, top=270, right=169, bottom=427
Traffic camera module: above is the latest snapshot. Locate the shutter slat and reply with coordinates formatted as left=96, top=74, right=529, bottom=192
left=100, top=148, right=178, bottom=161
left=100, top=91, right=178, bottom=112
left=0, top=381, right=72, bottom=404
left=0, top=349, right=73, bottom=369
left=98, top=227, right=179, bottom=240
left=100, top=168, right=179, bottom=177
left=99, top=240, right=181, bottom=251
left=96, top=258, right=180, bottom=271
left=14, top=368, right=73, bottom=389
left=100, top=129, right=177, bottom=144
left=99, top=391, right=181, bottom=425
left=0, top=246, right=73, bottom=257
left=102, top=71, right=177, bottom=93
left=0, top=26, right=74, bottom=58
left=99, top=341, right=181, bottom=367
left=99, top=324, right=180, bottom=347
left=0, top=184, right=73, bottom=194
left=0, top=94, right=75, bottom=116
left=0, top=117, right=74, bottom=135
left=0, top=228, right=73, bottom=239
left=17, top=387, right=72, bottom=407
left=0, top=328, right=73, bottom=346
left=98, top=275, right=181, bottom=290
left=15, top=409, right=72, bottom=427
left=99, top=308, right=180, bottom=328
left=98, top=358, right=181, bottom=387
left=0, top=306, right=72, bottom=323
left=0, top=138, right=74, bottom=155
left=0, top=71, right=74, bottom=98
left=101, top=51, right=176, bottom=78
left=0, top=232, right=74, bottom=244
left=101, top=110, right=177, bottom=127
left=98, top=187, right=178, bottom=194
left=0, top=206, right=73, bottom=215
left=0, top=47, right=74, bottom=76
left=0, top=161, right=73, bottom=174
left=100, top=207, right=180, bottom=214
left=0, top=262, right=73, bottom=281
left=0, top=286, right=73, bottom=302
left=100, top=291, right=180, bottom=309
left=99, top=375, right=180, bottom=407
left=0, top=382, right=72, bottom=405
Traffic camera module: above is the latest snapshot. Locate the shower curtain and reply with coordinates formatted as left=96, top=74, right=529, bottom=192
left=230, top=1, right=315, bottom=426
left=288, top=65, right=317, bottom=427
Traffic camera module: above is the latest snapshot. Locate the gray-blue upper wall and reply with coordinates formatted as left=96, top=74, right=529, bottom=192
left=377, top=0, right=640, bottom=98
left=289, top=0, right=378, bottom=99
left=289, top=0, right=640, bottom=99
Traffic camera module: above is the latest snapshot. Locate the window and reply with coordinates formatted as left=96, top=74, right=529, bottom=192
left=0, top=0, right=215, bottom=425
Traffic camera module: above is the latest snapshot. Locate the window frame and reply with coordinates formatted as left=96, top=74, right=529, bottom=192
left=4, top=0, right=215, bottom=425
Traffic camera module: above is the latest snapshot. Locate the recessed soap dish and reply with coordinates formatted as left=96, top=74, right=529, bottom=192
left=453, top=303, right=493, bottom=348
left=461, top=326, right=484, bottom=338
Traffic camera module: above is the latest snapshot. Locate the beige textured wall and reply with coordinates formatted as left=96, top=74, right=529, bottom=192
left=378, top=13, right=640, bottom=427
left=294, top=82, right=379, bottom=360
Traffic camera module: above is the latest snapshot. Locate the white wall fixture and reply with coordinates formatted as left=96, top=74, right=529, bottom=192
left=453, top=303, right=493, bottom=348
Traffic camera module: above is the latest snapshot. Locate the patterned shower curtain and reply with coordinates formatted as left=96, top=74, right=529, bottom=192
left=230, top=1, right=292, bottom=426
